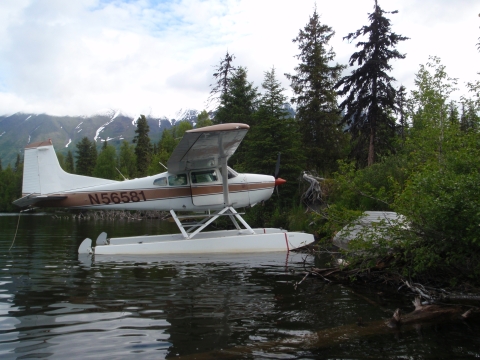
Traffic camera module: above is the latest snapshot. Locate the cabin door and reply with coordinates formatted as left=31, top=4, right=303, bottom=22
left=190, top=169, right=223, bottom=206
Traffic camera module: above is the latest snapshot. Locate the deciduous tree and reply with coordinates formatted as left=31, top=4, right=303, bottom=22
left=118, top=140, right=136, bottom=179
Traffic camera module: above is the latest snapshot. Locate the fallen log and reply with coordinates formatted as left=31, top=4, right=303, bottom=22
left=386, top=297, right=472, bottom=328
left=175, top=298, right=477, bottom=360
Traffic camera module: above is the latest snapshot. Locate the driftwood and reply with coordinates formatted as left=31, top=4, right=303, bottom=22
left=386, top=297, right=473, bottom=328
left=301, top=171, right=324, bottom=206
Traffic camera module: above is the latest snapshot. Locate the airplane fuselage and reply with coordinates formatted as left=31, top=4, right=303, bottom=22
left=35, top=168, right=275, bottom=211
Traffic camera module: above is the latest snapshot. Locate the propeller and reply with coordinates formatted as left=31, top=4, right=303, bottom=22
left=274, top=152, right=286, bottom=193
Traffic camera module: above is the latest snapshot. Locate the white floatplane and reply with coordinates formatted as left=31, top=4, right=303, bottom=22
left=13, top=123, right=314, bottom=255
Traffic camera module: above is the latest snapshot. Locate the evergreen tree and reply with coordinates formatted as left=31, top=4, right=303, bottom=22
left=14, top=154, right=22, bottom=173
left=214, top=67, right=259, bottom=168
left=133, top=115, right=152, bottom=177
left=208, top=51, right=237, bottom=111
left=158, top=127, right=177, bottom=155
left=447, top=100, right=459, bottom=126
left=57, top=152, right=66, bottom=171
left=396, top=85, right=407, bottom=141
left=196, top=110, right=213, bottom=128
left=214, top=67, right=259, bottom=125
left=0, top=158, right=3, bottom=172
left=285, top=7, right=347, bottom=173
left=118, top=140, right=137, bottom=179
left=93, top=144, right=117, bottom=180
left=336, top=0, right=408, bottom=166
left=65, top=150, right=75, bottom=173
left=75, top=137, right=97, bottom=176
left=245, top=67, right=306, bottom=207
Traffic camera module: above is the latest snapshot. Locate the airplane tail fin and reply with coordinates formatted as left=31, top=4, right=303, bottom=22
left=14, top=140, right=117, bottom=207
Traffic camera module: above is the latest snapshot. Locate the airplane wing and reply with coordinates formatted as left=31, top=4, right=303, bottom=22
left=167, top=123, right=249, bottom=174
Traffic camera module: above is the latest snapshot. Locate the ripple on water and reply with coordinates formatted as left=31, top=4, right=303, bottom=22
left=0, top=216, right=479, bottom=359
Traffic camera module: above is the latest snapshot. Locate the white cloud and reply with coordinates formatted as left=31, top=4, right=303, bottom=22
left=0, top=0, right=478, bottom=116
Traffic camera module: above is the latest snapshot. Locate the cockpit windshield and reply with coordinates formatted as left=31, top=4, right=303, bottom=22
left=219, top=166, right=238, bottom=179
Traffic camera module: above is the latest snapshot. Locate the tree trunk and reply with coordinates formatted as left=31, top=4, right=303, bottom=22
left=368, top=126, right=375, bottom=166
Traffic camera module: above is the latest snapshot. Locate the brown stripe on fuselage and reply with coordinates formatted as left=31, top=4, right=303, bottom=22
left=37, top=187, right=191, bottom=208
left=33, top=181, right=275, bottom=208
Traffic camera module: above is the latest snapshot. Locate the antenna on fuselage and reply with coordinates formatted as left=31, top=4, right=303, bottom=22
left=115, top=167, right=128, bottom=181
left=159, top=161, right=168, bottom=170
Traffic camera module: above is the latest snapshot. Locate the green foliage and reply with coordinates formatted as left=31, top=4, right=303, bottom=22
left=57, top=152, right=66, bottom=171
left=336, top=1, right=408, bottom=166
left=175, top=120, right=193, bottom=138
left=65, top=150, right=75, bottom=173
left=133, top=115, right=152, bottom=177
left=328, top=157, right=404, bottom=211
left=196, top=110, right=213, bottom=128
left=93, top=144, right=118, bottom=180
left=209, top=51, right=237, bottom=111
left=243, top=67, right=306, bottom=204
left=214, top=67, right=259, bottom=126
left=317, top=57, right=480, bottom=285
left=75, top=137, right=97, bottom=176
left=0, top=163, right=22, bottom=212
left=285, top=7, right=347, bottom=173
left=118, top=140, right=137, bottom=179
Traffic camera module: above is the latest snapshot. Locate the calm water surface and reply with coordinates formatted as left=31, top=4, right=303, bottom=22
left=0, top=214, right=479, bottom=359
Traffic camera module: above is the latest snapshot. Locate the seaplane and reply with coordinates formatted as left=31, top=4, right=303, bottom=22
left=13, top=123, right=314, bottom=255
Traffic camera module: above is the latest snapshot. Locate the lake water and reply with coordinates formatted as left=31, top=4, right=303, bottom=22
left=1, top=213, right=479, bottom=359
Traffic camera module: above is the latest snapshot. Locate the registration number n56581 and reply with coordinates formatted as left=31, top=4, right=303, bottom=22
left=88, top=191, right=147, bottom=205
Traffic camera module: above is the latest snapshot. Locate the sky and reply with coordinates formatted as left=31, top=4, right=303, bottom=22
left=0, top=0, right=478, bottom=118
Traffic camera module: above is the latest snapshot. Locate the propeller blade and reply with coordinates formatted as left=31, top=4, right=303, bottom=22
left=274, top=152, right=281, bottom=179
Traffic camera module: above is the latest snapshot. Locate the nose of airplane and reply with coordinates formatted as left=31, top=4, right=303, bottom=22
left=274, top=178, right=286, bottom=186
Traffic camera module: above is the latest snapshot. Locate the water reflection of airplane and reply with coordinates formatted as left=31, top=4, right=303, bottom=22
left=14, top=123, right=314, bottom=255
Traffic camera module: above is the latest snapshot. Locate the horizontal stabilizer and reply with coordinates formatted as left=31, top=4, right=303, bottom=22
left=13, top=194, right=67, bottom=208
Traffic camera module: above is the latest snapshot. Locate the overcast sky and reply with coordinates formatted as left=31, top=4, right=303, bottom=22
left=0, top=0, right=478, bottom=118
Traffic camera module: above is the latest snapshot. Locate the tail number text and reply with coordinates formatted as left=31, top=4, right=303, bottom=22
left=88, top=191, right=147, bottom=205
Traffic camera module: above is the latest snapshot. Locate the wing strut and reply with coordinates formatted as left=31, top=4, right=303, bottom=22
left=170, top=206, right=255, bottom=240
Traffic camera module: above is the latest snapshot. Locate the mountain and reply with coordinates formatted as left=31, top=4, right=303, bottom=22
left=0, top=109, right=199, bottom=166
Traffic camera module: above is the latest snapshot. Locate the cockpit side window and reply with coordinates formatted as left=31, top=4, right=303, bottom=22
left=191, top=170, right=218, bottom=184
left=153, top=177, right=167, bottom=186
left=168, top=174, right=188, bottom=186
left=219, top=166, right=238, bottom=179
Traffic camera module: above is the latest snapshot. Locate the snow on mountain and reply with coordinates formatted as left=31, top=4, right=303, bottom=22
left=94, top=109, right=123, bottom=142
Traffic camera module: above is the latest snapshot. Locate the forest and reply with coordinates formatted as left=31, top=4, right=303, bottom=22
left=1, top=2, right=480, bottom=287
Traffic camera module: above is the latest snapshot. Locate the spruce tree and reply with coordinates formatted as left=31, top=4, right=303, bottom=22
left=214, top=67, right=259, bottom=125
left=133, top=115, right=152, bottom=177
left=208, top=51, right=237, bottom=113
left=14, top=154, right=22, bottom=173
left=336, top=0, right=408, bottom=166
left=396, top=85, right=407, bottom=141
left=75, top=137, right=97, bottom=176
left=65, top=150, right=75, bottom=173
left=285, top=7, right=347, bottom=173
left=245, top=67, right=305, bottom=206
